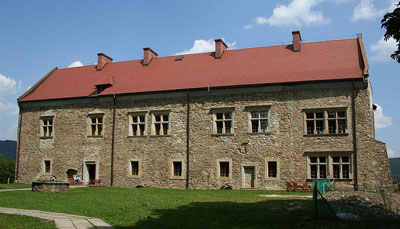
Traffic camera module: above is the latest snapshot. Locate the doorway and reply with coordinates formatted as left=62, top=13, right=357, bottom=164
left=243, top=166, right=255, bottom=189
left=83, top=161, right=98, bottom=183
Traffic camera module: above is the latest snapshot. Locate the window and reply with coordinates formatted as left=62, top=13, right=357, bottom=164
left=304, top=109, right=347, bottom=135
left=214, top=111, right=233, bottom=134
left=250, top=110, right=269, bottom=133
left=88, top=115, right=103, bottom=136
left=332, top=156, right=351, bottom=179
left=131, top=161, right=139, bottom=176
left=169, top=159, right=184, bottom=179
left=129, top=113, right=146, bottom=136
left=173, top=162, right=182, bottom=177
left=268, top=161, right=277, bottom=178
left=40, top=117, right=54, bottom=137
left=307, top=154, right=352, bottom=180
left=44, top=160, right=51, bottom=174
left=220, top=162, right=230, bottom=177
left=152, top=113, right=170, bottom=136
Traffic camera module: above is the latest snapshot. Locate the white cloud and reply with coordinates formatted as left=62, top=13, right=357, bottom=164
left=0, top=119, right=18, bottom=140
left=370, top=37, right=397, bottom=62
left=387, top=148, right=399, bottom=158
left=258, top=0, right=329, bottom=27
left=243, top=24, right=254, bottom=30
left=68, top=61, right=83, bottom=68
left=0, top=102, right=18, bottom=115
left=374, top=104, right=392, bottom=129
left=352, top=0, right=398, bottom=21
left=175, top=39, right=237, bottom=55
left=0, top=73, right=18, bottom=95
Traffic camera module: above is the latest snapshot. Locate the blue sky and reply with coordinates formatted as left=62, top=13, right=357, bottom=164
left=0, top=0, right=399, bottom=157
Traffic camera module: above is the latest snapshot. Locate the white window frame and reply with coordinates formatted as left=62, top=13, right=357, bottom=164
left=265, top=158, right=280, bottom=180
left=306, top=153, right=353, bottom=180
left=216, top=159, right=232, bottom=180
left=128, top=112, right=147, bottom=136
left=246, top=106, right=270, bottom=133
left=128, top=159, right=142, bottom=178
left=304, top=108, right=348, bottom=135
left=87, top=114, right=104, bottom=137
left=169, top=159, right=185, bottom=180
left=40, top=116, right=54, bottom=138
left=151, top=111, right=170, bottom=136
left=212, top=108, right=234, bottom=135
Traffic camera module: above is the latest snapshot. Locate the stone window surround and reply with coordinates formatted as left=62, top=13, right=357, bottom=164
left=211, top=107, right=235, bottom=136
left=43, top=159, right=52, bottom=174
left=241, top=163, right=257, bottom=189
left=39, top=115, right=54, bottom=139
left=303, top=107, right=349, bottom=136
left=128, top=158, right=142, bottom=178
left=245, top=105, right=271, bottom=134
left=216, top=159, right=232, bottom=180
left=169, top=158, right=185, bottom=180
left=265, top=158, right=280, bottom=180
left=150, top=110, right=171, bottom=136
left=87, top=113, right=105, bottom=138
left=128, top=111, right=148, bottom=137
left=83, top=160, right=99, bottom=183
left=305, top=152, right=353, bottom=180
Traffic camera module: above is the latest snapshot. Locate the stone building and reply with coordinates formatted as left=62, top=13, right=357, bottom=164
left=15, top=31, right=391, bottom=190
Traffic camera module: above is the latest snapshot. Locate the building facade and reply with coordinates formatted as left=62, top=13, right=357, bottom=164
left=16, top=32, right=392, bottom=190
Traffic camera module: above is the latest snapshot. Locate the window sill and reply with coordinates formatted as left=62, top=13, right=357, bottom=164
left=87, top=135, right=103, bottom=138
left=149, top=135, right=171, bottom=138
left=303, top=133, right=349, bottom=137
left=247, top=132, right=271, bottom=136
left=128, top=175, right=141, bottom=178
left=217, top=177, right=232, bottom=181
left=306, top=178, right=352, bottom=181
left=169, top=176, right=185, bottom=180
left=39, top=136, right=53, bottom=139
left=211, top=133, right=235, bottom=137
left=128, top=135, right=147, bottom=138
left=265, top=177, right=280, bottom=181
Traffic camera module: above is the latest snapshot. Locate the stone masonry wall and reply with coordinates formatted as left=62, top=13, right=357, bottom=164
left=16, top=81, right=392, bottom=190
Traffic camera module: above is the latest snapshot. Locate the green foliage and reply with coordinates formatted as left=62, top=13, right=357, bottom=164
left=0, top=154, right=15, bottom=184
left=381, top=2, right=400, bottom=63
left=389, top=157, right=400, bottom=182
left=0, top=140, right=17, bottom=161
left=0, top=213, right=56, bottom=229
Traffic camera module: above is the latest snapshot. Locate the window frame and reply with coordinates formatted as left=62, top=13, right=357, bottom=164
left=128, top=159, right=142, bottom=178
left=211, top=108, right=235, bottom=135
left=128, top=112, right=148, bottom=137
left=87, top=113, right=104, bottom=137
left=265, top=158, right=280, bottom=180
left=169, top=159, right=184, bottom=180
left=40, top=116, right=54, bottom=138
left=151, top=111, right=171, bottom=136
left=43, top=159, right=52, bottom=174
left=306, top=153, right=353, bottom=180
left=246, top=106, right=271, bottom=134
left=303, top=108, right=348, bottom=136
left=216, top=159, right=232, bottom=180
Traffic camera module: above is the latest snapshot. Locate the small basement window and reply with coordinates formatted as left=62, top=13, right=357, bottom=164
left=267, top=161, right=277, bottom=178
left=219, top=162, right=230, bottom=178
left=44, top=160, right=51, bottom=174
left=173, top=161, right=182, bottom=177
left=131, top=161, right=139, bottom=176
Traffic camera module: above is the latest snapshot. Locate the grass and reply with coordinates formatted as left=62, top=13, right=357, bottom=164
left=0, top=187, right=398, bottom=228
left=0, top=183, right=31, bottom=189
left=0, top=213, right=56, bottom=229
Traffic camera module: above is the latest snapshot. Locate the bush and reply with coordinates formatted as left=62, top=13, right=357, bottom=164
left=0, top=154, right=15, bottom=184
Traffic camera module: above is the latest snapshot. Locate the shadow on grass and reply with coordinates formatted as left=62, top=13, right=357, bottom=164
left=116, top=198, right=400, bottom=228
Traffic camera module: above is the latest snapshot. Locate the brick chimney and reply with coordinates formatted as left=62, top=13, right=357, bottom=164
left=292, top=31, right=301, bottom=52
left=143, top=47, right=158, bottom=66
left=96, top=53, right=113, bottom=71
left=215, top=39, right=228, bottom=59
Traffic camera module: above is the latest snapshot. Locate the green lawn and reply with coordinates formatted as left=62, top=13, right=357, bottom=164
left=0, top=213, right=56, bottom=229
left=0, top=183, right=31, bottom=189
left=0, top=187, right=398, bottom=228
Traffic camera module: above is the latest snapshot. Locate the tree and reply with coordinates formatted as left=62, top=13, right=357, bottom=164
left=0, top=154, right=15, bottom=184
left=381, top=2, right=400, bottom=63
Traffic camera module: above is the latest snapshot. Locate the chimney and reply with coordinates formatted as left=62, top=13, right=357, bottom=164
left=214, top=39, right=228, bottom=59
left=292, top=31, right=301, bottom=52
left=143, top=47, right=158, bottom=66
left=96, top=53, right=113, bottom=71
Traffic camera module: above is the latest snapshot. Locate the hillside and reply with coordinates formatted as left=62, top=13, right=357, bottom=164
left=0, top=140, right=16, bottom=161
left=389, top=157, right=400, bottom=182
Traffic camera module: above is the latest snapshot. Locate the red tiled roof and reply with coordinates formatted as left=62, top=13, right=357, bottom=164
left=19, top=39, right=364, bottom=102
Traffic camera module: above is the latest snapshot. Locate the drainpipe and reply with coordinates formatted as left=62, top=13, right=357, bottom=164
left=186, top=90, right=190, bottom=190
left=352, top=81, right=358, bottom=191
left=15, top=104, right=23, bottom=181
left=110, top=77, right=117, bottom=186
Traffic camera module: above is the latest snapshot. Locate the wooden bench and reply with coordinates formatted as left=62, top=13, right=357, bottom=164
left=89, top=179, right=104, bottom=187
